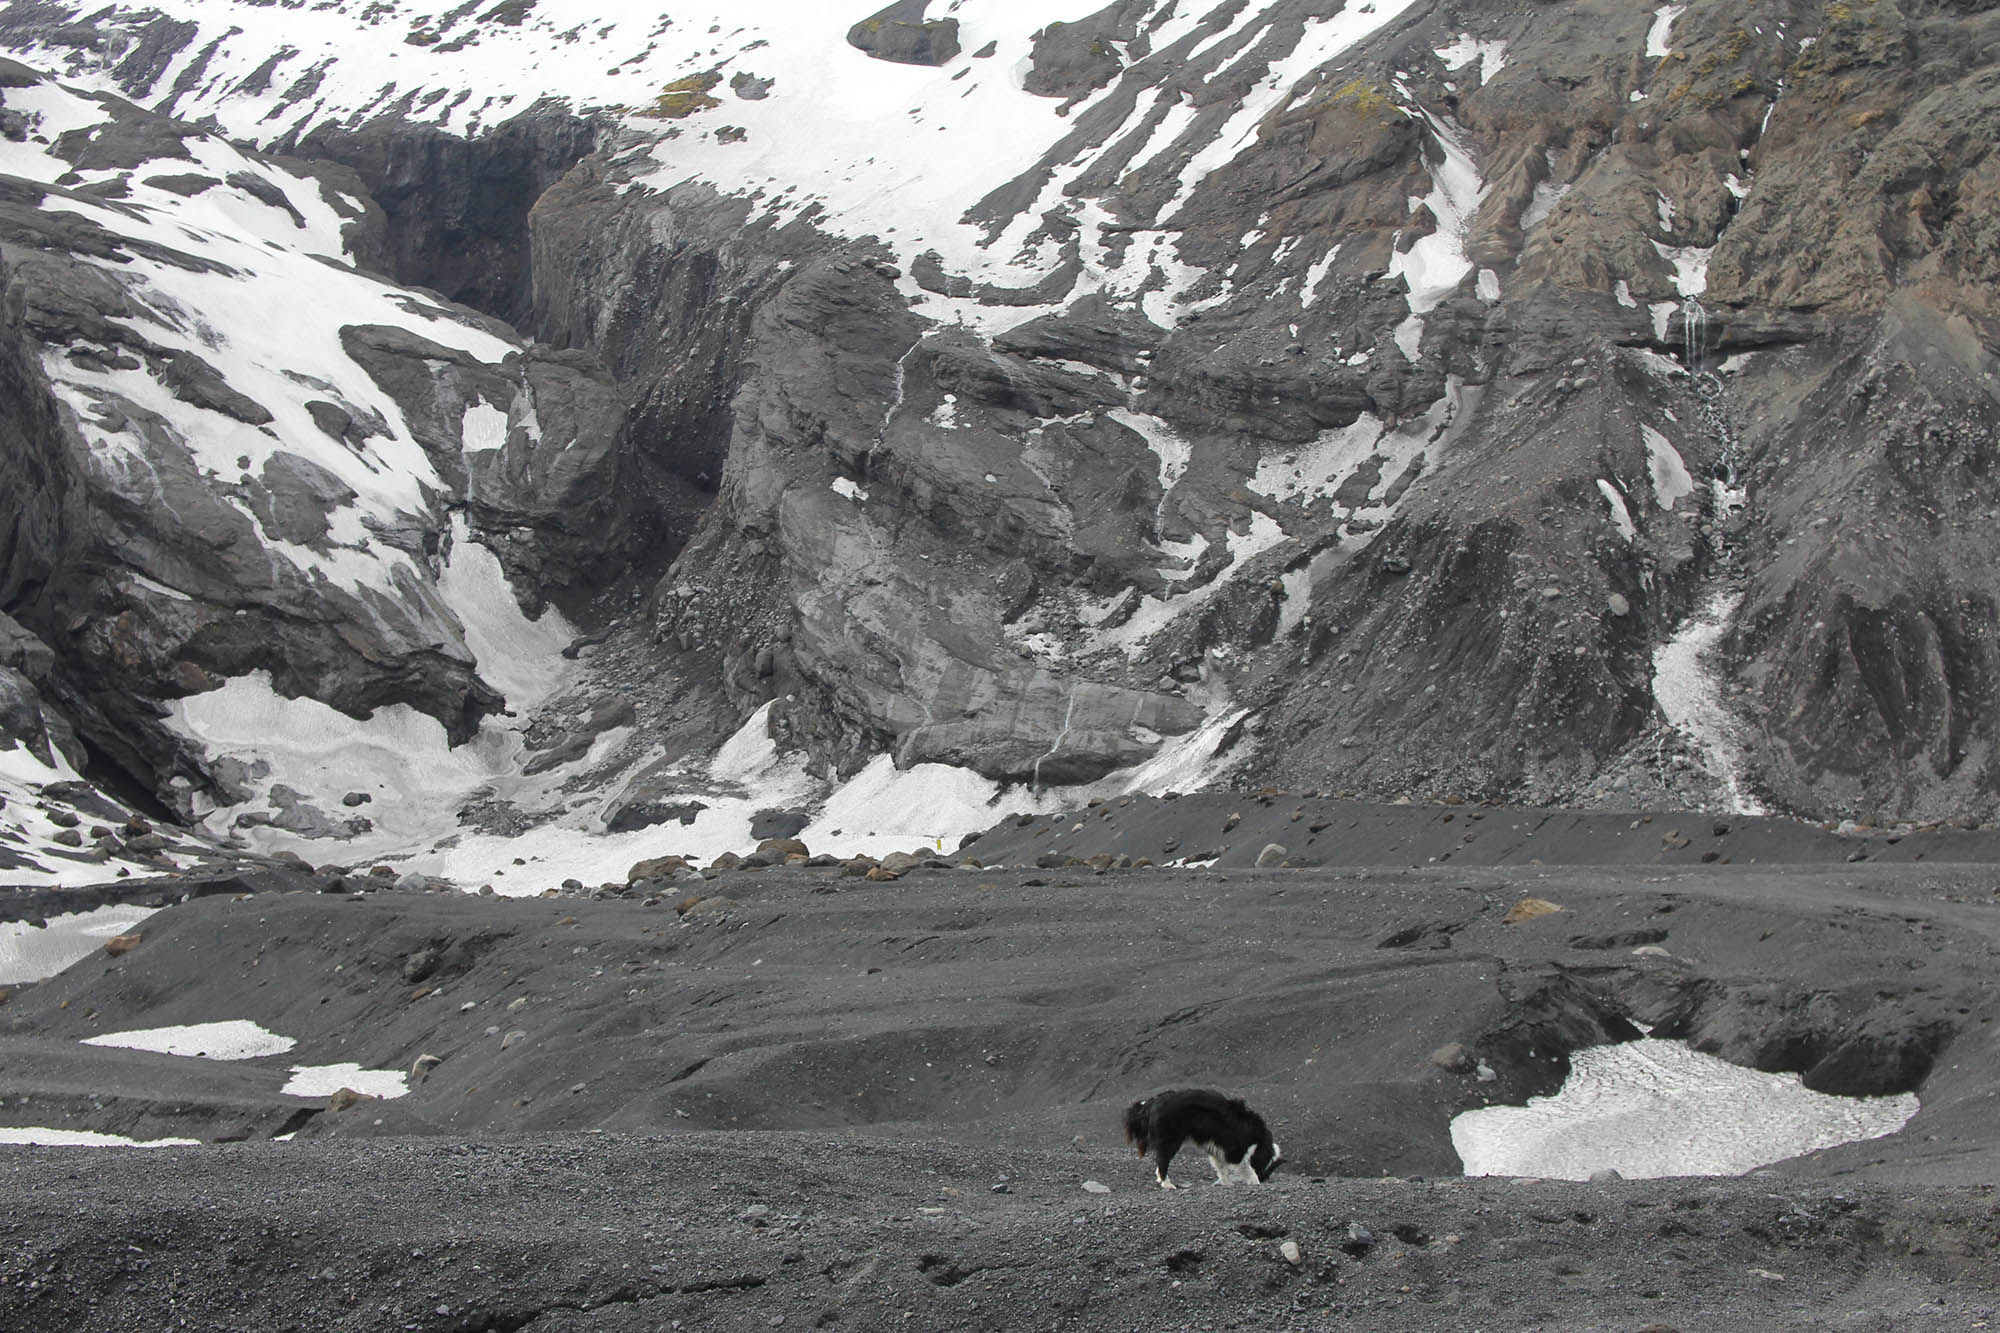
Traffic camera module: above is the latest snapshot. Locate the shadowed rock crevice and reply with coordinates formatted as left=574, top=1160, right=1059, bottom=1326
left=281, top=107, right=600, bottom=328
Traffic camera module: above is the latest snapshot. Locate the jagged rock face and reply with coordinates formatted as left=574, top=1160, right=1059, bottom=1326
left=0, top=64, right=634, bottom=810
left=0, top=0, right=1997, bottom=836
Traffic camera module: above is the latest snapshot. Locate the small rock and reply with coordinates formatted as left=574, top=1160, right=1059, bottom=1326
left=1631, top=944, right=1673, bottom=958
left=1279, top=1240, right=1302, bottom=1265
left=1606, top=593, right=1631, bottom=617
left=327, top=1087, right=378, bottom=1113
left=1475, top=1062, right=1497, bottom=1082
left=627, top=856, right=692, bottom=884
left=1501, top=898, right=1562, bottom=924
left=1081, top=1180, right=1111, bottom=1194
left=1222, top=812, right=1242, bottom=832
left=394, top=871, right=428, bottom=893
left=1429, top=1042, right=1472, bottom=1072
left=53, top=828, right=83, bottom=847
left=411, top=1053, right=445, bottom=1081
left=104, top=933, right=142, bottom=957
left=500, top=1029, right=527, bottom=1049
left=1589, top=1168, right=1624, bottom=1183
left=45, top=810, right=80, bottom=829
left=402, top=949, right=443, bottom=984
left=1255, top=843, right=1287, bottom=867
left=341, top=792, right=372, bottom=807
left=866, top=866, right=902, bottom=882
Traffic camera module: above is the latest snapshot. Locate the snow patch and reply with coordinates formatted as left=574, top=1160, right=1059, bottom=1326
left=0, top=1128, right=200, bottom=1149
left=0, top=906, right=162, bottom=985
left=1453, top=1039, right=1916, bottom=1180
left=1653, top=241, right=1712, bottom=297
left=1597, top=480, right=1637, bottom=542
left=83, top=1020, right=297, bottom=1061
left=1434, top=35, right=1508, bottom=84
left=1647, top=5, right=1688, bottom=59
left=1642, top=425, right=1696, bottom=510
left=283, top=1064, right=411, bottom=1100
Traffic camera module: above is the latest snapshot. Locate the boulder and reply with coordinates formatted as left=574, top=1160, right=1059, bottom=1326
left=847, top=1, right=960, bottom=66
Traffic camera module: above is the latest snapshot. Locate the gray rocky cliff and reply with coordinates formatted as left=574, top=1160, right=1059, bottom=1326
left=0, top=0, right=1996, bottom=840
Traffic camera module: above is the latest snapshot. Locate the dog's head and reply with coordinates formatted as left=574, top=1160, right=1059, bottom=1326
left=1249, top=1138, right=1283, bottom=1182
left=1121, top=1098, right=1150, bottom=1153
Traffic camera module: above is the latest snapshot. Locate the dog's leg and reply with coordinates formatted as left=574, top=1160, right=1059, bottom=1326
left=1204, top=1145, right=1230, bottom=1184
left=1154, top=1133, right=1186, bottom=1189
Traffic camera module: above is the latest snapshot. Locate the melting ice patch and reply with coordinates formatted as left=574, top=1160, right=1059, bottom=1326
left=1453, top=1039, right=1917, bottom=1180
left=0, top=906, right=162, bottom=985
left=83, top=1020, right=297, bottom=1060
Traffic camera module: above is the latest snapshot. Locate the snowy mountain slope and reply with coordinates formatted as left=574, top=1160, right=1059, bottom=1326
left=1, top=0, right=1999, bottom=880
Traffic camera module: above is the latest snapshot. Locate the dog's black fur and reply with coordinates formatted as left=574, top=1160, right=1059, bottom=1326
left=1121, top=1088, right=1281, bottom=1189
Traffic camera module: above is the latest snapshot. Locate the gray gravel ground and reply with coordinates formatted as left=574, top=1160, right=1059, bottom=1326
left=4, top=798, right=2000, bottom=1330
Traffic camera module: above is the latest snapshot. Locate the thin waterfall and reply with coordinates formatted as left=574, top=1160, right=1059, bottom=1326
left=1031, top=685, right=1081, bottom=799
left=1680, top=296, right=1710, bottom=376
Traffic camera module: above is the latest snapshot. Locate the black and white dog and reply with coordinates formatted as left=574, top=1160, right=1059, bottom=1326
left=1122, top=1088, right=1281, bottom=1189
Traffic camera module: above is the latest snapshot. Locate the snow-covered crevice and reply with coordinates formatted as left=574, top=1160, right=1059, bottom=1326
left=1387, top=112, right=1488, bottom=318
left=1598, top=479, right=1638, bottom=542
left=1453, top=1039, right=1916, bottom=1180
left=1652, top=590, right=1768, bottom=815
